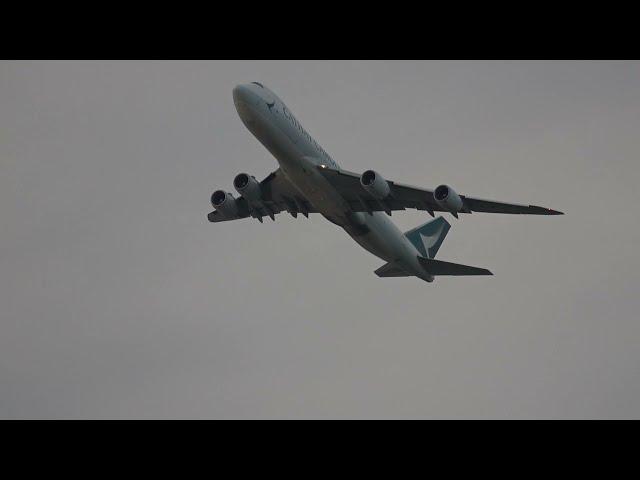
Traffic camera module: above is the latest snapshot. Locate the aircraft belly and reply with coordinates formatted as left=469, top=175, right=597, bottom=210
left=279, top=156, right=349, bottom=218
left=346, top=212, right=412, bottom=263
left=345, top=212, right=429, bottom=280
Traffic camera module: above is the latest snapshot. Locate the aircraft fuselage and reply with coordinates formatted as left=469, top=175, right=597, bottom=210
left=232, top=83, right=433, bottom=281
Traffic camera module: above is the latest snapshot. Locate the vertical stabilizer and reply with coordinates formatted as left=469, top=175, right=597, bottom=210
left=404, top=216, right=451, bottom=258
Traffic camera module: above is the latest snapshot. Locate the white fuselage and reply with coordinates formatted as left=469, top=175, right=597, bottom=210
left=232, top=83, right=432, bottom=281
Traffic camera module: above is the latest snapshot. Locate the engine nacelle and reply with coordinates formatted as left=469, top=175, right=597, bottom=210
left=233, top=173, right=261, bottom=201
left=433, top=184, right=463, bottom=212
left=211, top=190, right=239, bottom=217
left=360, top=170, right=391, bottom=199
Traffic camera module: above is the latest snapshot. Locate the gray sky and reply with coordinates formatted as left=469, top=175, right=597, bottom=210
left=1, top=60, right=639, bottom=419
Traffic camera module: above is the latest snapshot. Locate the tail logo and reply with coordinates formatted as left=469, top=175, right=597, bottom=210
left=420, top=223, right=445, bottom=252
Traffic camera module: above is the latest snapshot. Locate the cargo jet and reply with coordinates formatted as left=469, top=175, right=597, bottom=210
left=208, top=83, right=563, bottom=282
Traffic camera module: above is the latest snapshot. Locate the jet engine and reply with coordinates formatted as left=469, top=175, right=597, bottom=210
left=211, top=190, right=239, bottom=217
left=360, top=170, right=391, bottom=199
left=433, top=184, right=463, bottom=212
left=233, top=173, right=261, bottom=201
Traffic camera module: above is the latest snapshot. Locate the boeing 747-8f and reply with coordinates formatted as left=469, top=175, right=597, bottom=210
left=208, top=83, right=563, bottom=282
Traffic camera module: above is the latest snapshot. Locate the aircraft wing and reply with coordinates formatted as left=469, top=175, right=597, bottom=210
left=208, top=169, right=316, bottom=223
left=317, top=166, right=563, bottom=216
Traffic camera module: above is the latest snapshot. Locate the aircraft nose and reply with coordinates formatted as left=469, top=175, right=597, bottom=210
left=233, top=84, right=258, bottom=106
left=233, top=84, right=260, bottom=123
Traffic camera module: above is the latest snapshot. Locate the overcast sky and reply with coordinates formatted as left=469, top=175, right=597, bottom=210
left=1, top=61, right=639, bottom=418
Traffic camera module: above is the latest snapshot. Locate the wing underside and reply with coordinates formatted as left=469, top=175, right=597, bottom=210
left=209, top=165, right=563, bottom=223
left=316, top=166, right=563, bottom=216
left=208, top=169, right=317, bottom=223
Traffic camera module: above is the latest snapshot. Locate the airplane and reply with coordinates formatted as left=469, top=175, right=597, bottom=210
left=208, top=82, right=563, bottom=283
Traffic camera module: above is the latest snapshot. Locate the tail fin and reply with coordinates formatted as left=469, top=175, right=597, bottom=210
left=404, top=216, right=451, bottom=259
left=417, top=257, right=493, bottom=276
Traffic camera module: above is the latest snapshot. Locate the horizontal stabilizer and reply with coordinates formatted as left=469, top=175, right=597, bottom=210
left=374, top=262, right=411, bottom=278
left=417, top=256, right=493, bottom=276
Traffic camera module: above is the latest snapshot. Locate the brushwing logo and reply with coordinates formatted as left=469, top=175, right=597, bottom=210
left=420, top=223, right=444, bottom=249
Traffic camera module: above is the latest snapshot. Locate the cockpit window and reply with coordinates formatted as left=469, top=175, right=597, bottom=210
left=251, top=82, right=264, bottom=88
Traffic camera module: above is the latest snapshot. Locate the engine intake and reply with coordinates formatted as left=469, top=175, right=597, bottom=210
left=360, top=170, right=390, bottom=199
left=211, top=190, right=239, bottom=217
left=433, top=184, right=463, bottom=212
left=233, top=173, right=261, bottom=201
